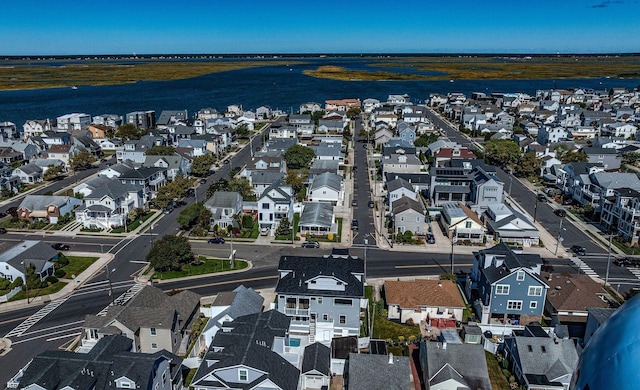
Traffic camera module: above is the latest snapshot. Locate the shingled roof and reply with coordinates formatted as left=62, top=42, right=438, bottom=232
left=385, top=279, right=465, bottom=309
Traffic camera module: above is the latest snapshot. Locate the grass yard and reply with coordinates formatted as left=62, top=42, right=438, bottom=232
left=372, top=315, right=421, bottom=341
left=111, top=212, right=154, bottom=233
left=10, top=281, right=67, bottom=302
left=485, top=351, right=511, bottom=390
left=153, top=257, right=248, bottom=280
left=61, top=256, right=99, bottom=279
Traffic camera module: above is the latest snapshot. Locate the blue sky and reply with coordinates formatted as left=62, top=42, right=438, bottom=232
left=2, top=0, right=639, bottom=55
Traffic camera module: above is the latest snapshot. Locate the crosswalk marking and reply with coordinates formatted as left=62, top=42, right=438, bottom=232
left=96, top=283, right=145, bottom=316
left=571, top=257, right=598, bottom=277
left=627, top=267, right=640, bottom=279
left=4, top=297, right=70, bottom=338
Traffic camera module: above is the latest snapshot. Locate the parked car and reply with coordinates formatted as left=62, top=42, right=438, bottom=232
left=554, top=209, right=566, bottom=217
left=0, top=227, right=6, bottom=234
left=351, top=219, right=359, bottom=230
left=426, top=233, right=435, bottom=244
left=301, top=241, right=320, bottom=248
left=562, top=198, right=574, bottom=205
left=570, top=245, right=586, bottom=256
left=368, top=200, right=375, bottom=208
left=208, top=237, right=225, bottom=244
left=614, top=257, right=640, bottom=267
left=52, top=243, right=70, bottom=251
left=260, top=227, right=269, bottom=236
left=537, top=193, right=547, bottom=202
left=200, top=178, right=207, bottom=184
left=352, top=199, right=358, bottom=207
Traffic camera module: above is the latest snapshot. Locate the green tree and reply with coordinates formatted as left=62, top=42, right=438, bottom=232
left=235, top=123, right=250, bottom=139
left=198, top=205, right=212, bottom=229
left=43, top=165, right=64, bottom=181
left=515, top=152, right=542, bottom=177
left=285, top=169, right=307, bottom=197
left=70, top=151, right=97, bottom=171
left=276, top=216, right=291, bottom=237
left=555, top=143, right=588, bottom=163
left=414, top=133, right=439, bottom=147
left=146, top=235, right=194, bottom=272
left=145, top=145, right=175, bottom=156
left=358, top=128, right=374, bottom=140
left=623, top=152, right=640, bottom=166
left=115, top=123, right=147, bottom=140
left=484, top=139, right=521, bottom=168
left=228, top=178, right=253, bottom=199
left=284, top=144, right=316, bottom=170
left=306, top=110, right=325, bottom=126
left=191, top=154, right=216, bottom=176
left=346, top=107, right=361, bottom=119
left=177, top=202, right=204, bottom=229
left=154, top=177, right=193, bottom=208
left=207, top=178, right=229, bottom=198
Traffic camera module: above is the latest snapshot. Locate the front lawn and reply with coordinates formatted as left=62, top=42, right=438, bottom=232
left=10, top=281, right=67, bottom=301
left=111, top=212, right=154, bottom=233
left=60, top=256, right=99, bottom=279
left=152, top=257, right=248, bottom=280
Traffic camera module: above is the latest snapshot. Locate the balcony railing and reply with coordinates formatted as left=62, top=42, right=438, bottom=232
left=285, top=308, right=309, bottom=316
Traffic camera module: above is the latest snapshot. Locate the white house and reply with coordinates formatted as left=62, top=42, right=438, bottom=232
left=257, top=180, right=294, bottom=231
left=308, top=172, right=343, bottom=205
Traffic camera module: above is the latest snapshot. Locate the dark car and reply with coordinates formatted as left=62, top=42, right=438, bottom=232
left=562, top=198, right=574, bottom=205
left=614, top=257, right=640, bottom=267
left=571, top=245, right=586, bottom=256
left=368, top=200, right=375, bottom=208
left=351, top=219, right=359, bottom=230
left=426, top=233, right=435, bottom=244
left=554, top=209, right=566, bottom=217
left=302, top=241, right=320, bottom=248
left=200, top=178, right=207, bottom=184
left=537, top=193, right=547, bottom=202
left=352, top=199, right=358, bottom=207
left=208, top=237, right=225, bottom=244
left=0, top=227, right=6, bottom=234
left=52, top=243, right=70, bottom=251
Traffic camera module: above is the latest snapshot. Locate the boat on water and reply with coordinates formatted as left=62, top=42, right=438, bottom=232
left=71, top=86, right=78, bottom=90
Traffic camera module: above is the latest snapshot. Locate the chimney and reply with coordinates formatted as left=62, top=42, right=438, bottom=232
left=388, top=353, right=394, bottom=364
left=442, top=342, right=447, bottom=350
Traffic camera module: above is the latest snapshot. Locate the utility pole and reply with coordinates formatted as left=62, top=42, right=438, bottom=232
left=22, top=261, right=30, bottom=304
left=533, top=193, right=539, bottom=222
left=554, top=218, right=563, bottom=256
left=451, top=234, right=456, bottom=274
left=605, top=232, right=613, bottom=287
left=106, top=266, right=114, bottom=304
left=364, top=235, right=369, bottom=283
left=508, top=170, right=513, bottom=196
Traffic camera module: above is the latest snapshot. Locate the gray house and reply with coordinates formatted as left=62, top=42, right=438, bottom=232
left=0, top=240, right=58, bottom=283
left=580, top=147, right=621, bottom=170
left=466, top=243, right=548, bottom=324
left=204, top=191, right=243, bottom=229
left=275, top=254, right=364, bottom=343
left=346, top=353, right=411, bottom=390
left=419, top=341, right=491, bottom=390
left=392, top=196, right=426, bottom=235
left=299, top=201, right=336, bottom=235
left=190, top=310, right=299, bottom=390
left=9, top=335, right=183, bottom=390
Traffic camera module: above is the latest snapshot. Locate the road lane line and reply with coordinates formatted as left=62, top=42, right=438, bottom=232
left=13, top=327, right=83, bottom=345
left=46, top=332, right=81, bottom=342
left=394, top=263, right=473, bottom=269
left=18, top=320, right=85, bottom=338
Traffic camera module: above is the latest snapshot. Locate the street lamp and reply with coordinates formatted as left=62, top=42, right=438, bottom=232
left=533, top=192, right=539, bottom=222
left=451, top=234, right=457, bottom=274
left=604, top=231, right=614, bottom=287
left=363, top=234, right=369, bottom=283
left=554, top=218, right=564, bottom=256
left=106, top=266, right=115, bottom=305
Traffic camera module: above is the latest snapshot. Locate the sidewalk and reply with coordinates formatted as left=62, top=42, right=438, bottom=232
left=0, top=251, right=116, bottom=314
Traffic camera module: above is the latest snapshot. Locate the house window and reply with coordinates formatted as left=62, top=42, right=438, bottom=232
left=322, top=314, right=329, bottom=321
left=239, top=369, right=248, bottom=381
left=262, top=203, right=269, bottom=209
left=495, top=285, right=510, bottom=295
left=334, top=298, right=352, bottom=306
left=530, top=301, right=538, bottom=309
left=318, top=297, right=322, bottom=304
left=339, top=315, right=346, bottom=324
left=151, top=343, right=158, bottom=349
left=516, top=271, right=525, bottom=281
left=150, top=328, right=156, bottom=336
left=465, top=221, right=472, bottom=228
left=120, top=383, right=131, bottom=388
left=528, top=286, right=543, bottom=296
left=507, top=300, right=523, bottom=311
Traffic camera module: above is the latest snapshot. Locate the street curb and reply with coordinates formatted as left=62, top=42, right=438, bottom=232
left=148, top=259, right=254, bottom=285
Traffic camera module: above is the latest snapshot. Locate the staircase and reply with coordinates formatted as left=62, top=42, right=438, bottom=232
left=309, top=318, right=316, bottom=343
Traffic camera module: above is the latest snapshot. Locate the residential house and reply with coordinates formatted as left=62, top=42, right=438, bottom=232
left=256, top=105, right=272, bottom=119
left=300, top=342, right=331, bottom=389
left=73, top=134, right=102, bottom=157
left=345, top=353, right=412, bottom=390
left=257, top=179, right=294, bottom=230
left=484, top=203, right=540, bottom=247
left=92, top=113, right=123, bottom=129
left=116, top=135, right=164, bottom=164
left=199, top=285, right=264, bottom=347
left=470, top=166, right=504, bottom=210
left=537, top=126, right=569, bottom=145
left=429, top=166, right=474, bottom=206
left=204, top=191, right=243, bottom=229
left=466, top=243, right=547, bottom=324
left=143, top=155, right=188, bottom=181
left=374, top=126, right=393, bottom=147
left=392, top=197, right=426, bottom=235
left=570, top=125, right=599, bottom=140
left=298, top=202, right=336, bottom=236
left=126, top=110, right=156, bottom=130
left=382, top=153, right=423, bottom=176
left=385, top=279, right=465, bottom=327
left=325, top=98, right=360, bottom=111
left=0, top=147, right=24, bottom=165
left=156, top=110, right=188, bottom=129
left=387, top=177, right=417, bottom=210
left=75, top=180, right=144, bottom=230
left=9, top=335, right=183, bottom=390
left=308, top=172, right=343, bottom=205
left=22, top=119, right=53, bottom=139
left=317, top=119, right=346, bottom=134
left=503, top=333, right=578, bottom=390
left=17, top=195, right=81, bottom=223
left=433, top=147, right=476, bottom=167
left=440, top=202, right=486, bottom=244
left=580, top=147, right=621, bottom=170
left=604, top=122, right=637, bottom=138
left=383, top=138, right=416, bottom=157
left=118, top=167, right=167, bottom=201
left=249, top=170, right=285, bottom=197
left=309, top=159, right=340, bottom=180
left=12, top=163, right=44, bottom=184
left=543, top=272, right=610, bottom=339
left=573, top=171, right=640, bottom=212
left=46, top=144, right=76, bottom=167
left=275, top=254, right=365, bottom=341
left=555, top=162, right=604, bottom=196
left=601, top=187, right=640, bottom=245
left=362, top=98, right=381, bottom=113
left=299, top=102, right=322, bottom=114
left=419, top=341, right=492, bottom=390
left=98, top=160, right=137, bottom=179
left=57, top=113, right=91, bottom=131
left=311, top=142, right=345, bottom=162
left=191, top=310, right=299, bottom=390
left=270, top=124, right=298, bottom=139
left=82, top=285, right=200, bottom=355
left=0, top=240, right=58, bottom=283
left=583, top=308, right=616, bottom=347
left=398, top=125, right=416, bottom=145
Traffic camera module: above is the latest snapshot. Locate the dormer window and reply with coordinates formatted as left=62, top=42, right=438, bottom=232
left=516, top=271, right=525, bottom=281
left=239, top=369, right=248, bottom=381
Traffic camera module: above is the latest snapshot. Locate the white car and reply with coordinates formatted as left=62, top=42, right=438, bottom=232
left=260, top=227, right=269, bottom=236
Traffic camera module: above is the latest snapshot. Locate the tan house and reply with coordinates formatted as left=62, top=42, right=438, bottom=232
left=81, top=285, right=200, bottom=355
left=440, top=202, right=486, bottom=244
left=88, top=123, right=112, bottom=139
left=325, top=98, right=361, bottom=111
left=543, top=272, right=611, bottom=326
left=385, top=279, right=465, bottom=328
left=17, top=195, right=81, bottom=223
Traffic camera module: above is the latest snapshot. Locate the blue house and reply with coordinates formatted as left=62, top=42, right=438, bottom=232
left=466, top=243, right=548, bottom=324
